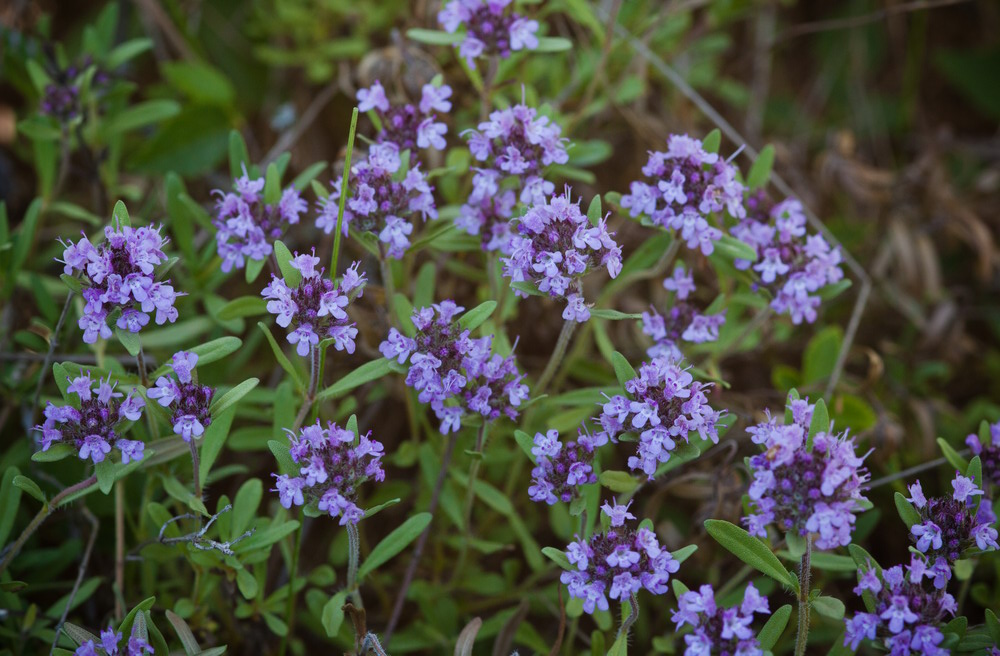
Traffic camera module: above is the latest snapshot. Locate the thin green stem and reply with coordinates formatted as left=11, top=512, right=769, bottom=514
left=32, top=290, right=75, bottom=421
left=380, top=255, right=396, bottom=321
left=292, top=345, right=321, bottom=430
left=346, top=522, right=362, bottom=608
left=189, top=440, right=202, bottom=502
left=535, top=319, right=577, bottom=394
left=278, top=508, right=305, bottom=656
left=331, top=107, right=360, bottom=277
left=794, top=535, right=813, bottom=656
left=114, top=482, right=125, bottom=618
left=136, top=345, right=149, bottom=388
left=615, top=593, right=640, bottom=644
left=462, top=424, right=489, bottom=532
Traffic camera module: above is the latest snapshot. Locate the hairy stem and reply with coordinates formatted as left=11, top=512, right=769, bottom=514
left=615, top=593, right=640, bottom=644
left=278, top=509, right=305, bottom=656
left=292, top=344, right=321, bottom=431
left=0, top=475, right=98, bottom=575
left=189, top=440, right=202, bottom=502
left=136, top=346, right=149, bottom=388
left=462, top=424, right=489, bottom=532
left=347, top=522, right=362, bottom=608
left=114, top=482, right=125, bottom=618
left=794, top=535, right=813, bottom=656
left=535, top=319, right=577, bottom=394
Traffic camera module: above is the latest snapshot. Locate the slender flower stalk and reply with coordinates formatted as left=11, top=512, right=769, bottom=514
left=795, top=535, right=812, bottom=656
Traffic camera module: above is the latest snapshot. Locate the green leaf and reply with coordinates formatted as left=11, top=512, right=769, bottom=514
left=966, top=455, right=983, bottom=492
left=116, top=327, right=141, bottom=356
left=357, top=512, right=432, bottom=579
left=704, top=519, right=797, bottom=589
left=321, top=590, right=349, bottom=637
left=894, top=492, right=921, bottom=528
left=611, top=351, right=637, bottom=389
left=589, top=309, right=642, bottom=321
left=257, top=322, right=305, bottom=391
left=534, top=36, right=573, bottom=52
left=25, top=59, right=52, bottom=92
left=406, top=28, right=463, bottom=46
left=702, top=129, right=722, bottom=153
left=161, top=61, right=235, bottom=106
left=32, top=442, right=76, bottom=462
left=264, top=162, right=282, bottom=206
left=112, top=199, right=131, bottom=228
left=268, top=440, right=296, bottom=476
left=217, top=296, right=268, bottom=321
left=541, top=547, right=573, bottom=571
left=199, top=406, right=236, bottom=487
left=292, top=161, right=327, bottom=191
left=812, top=595, right=845, bottom=620
left=0, top=468, right=23, bottom=546
left=458, top=300, right=497, bottom=331
left=229, top=130, right=251, bottom=179
left=364, top=498, right=401, bottom=518
left=317, top=358, right=393, bottom=401
left=985, top=609, right=1000, bottom=643
left=803, top=326, right=842, bottom=386
left=746, top=145, right=775, bottom=190
left=713, top=234, right=758, bottom=261
left=392, top=293, right=416, bottom=337
left=671, top=544, right=698, bottom=563
left=96, top=459, right=116, bottom=495
left=165, top=609, right=201, bottom=655
left=13, top=475, right=45, bottom=503
left=511, top=280, right=545, bottom=296
left=273, top=240, right=300, bottom=287
left=209, top=378, right=260, bottom=416
left=150, top=336, right=242, bottom=379
left=105, top=38, right=153, bottom=69
left=586, top=194, right=603, bottom=227
left=514, top=430, right=537, bottom=463
left=245, top=257, right=266, bottom=283
left=102, top=100, right=181, bottom=136
left=806, top=398, right=829, bottom=450
left=757, top=604, right=791, bottom=650
left=599, top=470, right=640, bottom=493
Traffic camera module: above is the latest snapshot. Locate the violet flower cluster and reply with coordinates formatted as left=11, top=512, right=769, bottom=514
left=906, top=474, right=998, bottom=564
left=966, top=420, right=1000, bottom=488
left=731, top=193, right=844, bottom=324
left=262, top=251, right=365, bottom=356
left=744, top=398, right=870, bottom=550
left=620, top=134, right=744, bottom=255
left=59, top=223, right=180, bottom=344
left=561, top=501, right=679, bottom=614
left=36, top=371, right=145, bottom=465
left=641, top=264, right=726, bottom=360
left=272, top=420, right=385, bottom=525
left=457, top=102, right=569, bottom=252
left=379, top=300, right=529, bottom=434
left=212, top=169, right=307, bottom=272
left=844, top=555, right=957, bottom=655
left=595, top=356, right=722, bottom=478
left=356, top=80, right=452, bottom=151
left=502, top=189, right=622, bottom=322
left=528, top=428, right=606, bottom=505
left=438, top=0, right=539, bottom=67
left=147, top=351, right=214, bottom=442
left=671, top=582, right=770, bottom=656
left=40, top=57, right=111, bottom=123
left=74, top=622, right=153, bottom=656
left=317, top=142, right=437, bottom=259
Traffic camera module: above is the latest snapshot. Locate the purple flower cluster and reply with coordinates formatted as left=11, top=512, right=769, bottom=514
left=595, top=356, right=723, bottom=478
left=74, top=622, right=153, bottom=655
left=641, top=264, right=726, bottom=360
left=379, top=300, right=529, bottom=434
left=456, top=190, right=517, bottom=254
left=438, top=0, right=539, bottom=67
left=502, top=189, right=622, bottom=322
left=357, top=80, right=452, bottom=151
left=59, top=224, right=179, bottom=344
left=732, top=193, right=844, bottom=324
left=906, top=474, right=998, bottom=563
left=262, top=251, right=365, bottom=357
left=671, top=582, right=770, bottom=656
left=844, top=556, right=957, bottom=655
left=36, top=371, right=145, bottom=465
left=212, top=169, right=307, bottom=273
left=620, top=134, right=744, bottom=255
left=147, top=351, right=214, bottom=442
left=317, top=142, right=437, bottom=259
left=560, top=501, right=679, bottom=613
left=528, top=428, right=606, bottom=505
left=272, top=420, right=385, bottom=525
left=744, top=398, right=870, bottom=550
left=40, top=57, right=110, bottom=123
left=966, top=421, right=1000, bottom=487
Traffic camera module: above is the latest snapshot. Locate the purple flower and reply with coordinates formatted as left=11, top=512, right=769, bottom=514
left=671, top=582, right=769, bottom=655
left=501, top=188, right=621, bottom=321
left=844, top=557, right=957, bottom=653
left=356, top=80, right=452, bottom=152
left=641, top=265, right=726, bottom=359
left=906, top=471, right=998, bottom=563
left=966, top=420, right=1000, bottom=487
left=379, top=300, right=529, bottom=434
left=212, top=169, right=306, bottom=272
left=316, top=143, right=437, bottom=259
left=35, top=371, right=145, bottom=465
left=263, top=254, right=366, bottom=357
left=560, top=502, right=678, bottom=613
left=743, top=397, right=870, bottom=550
left=438, top=0, right=539, bottom=67
left=594, top=356, right=723, bottom=479
left=731, top=193, right=844, bottom=324
left=58, top=222, right=179, bottom=344
left=271, top=420, right=385, bottom=525
left=147, top=351, right=214, bottom=443
left=528, top=428, right=605, bottom=504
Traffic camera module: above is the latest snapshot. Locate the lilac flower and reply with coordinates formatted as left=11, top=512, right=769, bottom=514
left=743, top=397, right=870, bottom=550
left=379, top=300, right=529, bottom=434
left=906, top=471, right=998, bottom=563
left=966, top=421, right=1000, bottom=488
left=620, top=134, right=745, bottom=255
left=641, top=264, right=726, bottom=359
left=528, top=428, right=606, bottom=504
left=35, top=371, right=145, bottom=465
left=271, top=420, right=385, bottom=525
left=455, top=190, right=518, bottom=253
left=211, top=169, right=307, bottom=272
left=671, top=582, right=770, bottom=656
left=501, top=189, right=622, bottom=321
left=438, top=0, right=539, bottom=67
left=731, top=192, right=844, bottom=324
left=58, top=222, right=179, bottom=344
left=560, top=501, right=678, bottom=614
left=316, top=142, right=437, bottom=259
left=147, top=351, right=214, bottom=442
left=593, top=356, right=723, bottom=479
left=356, top=80, right=452, bottom=151
left=262, top=253, right=366, bottom=356
left=72, top=617, right=149, bottom=655
left=844, top=556, right=957, bottom=654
